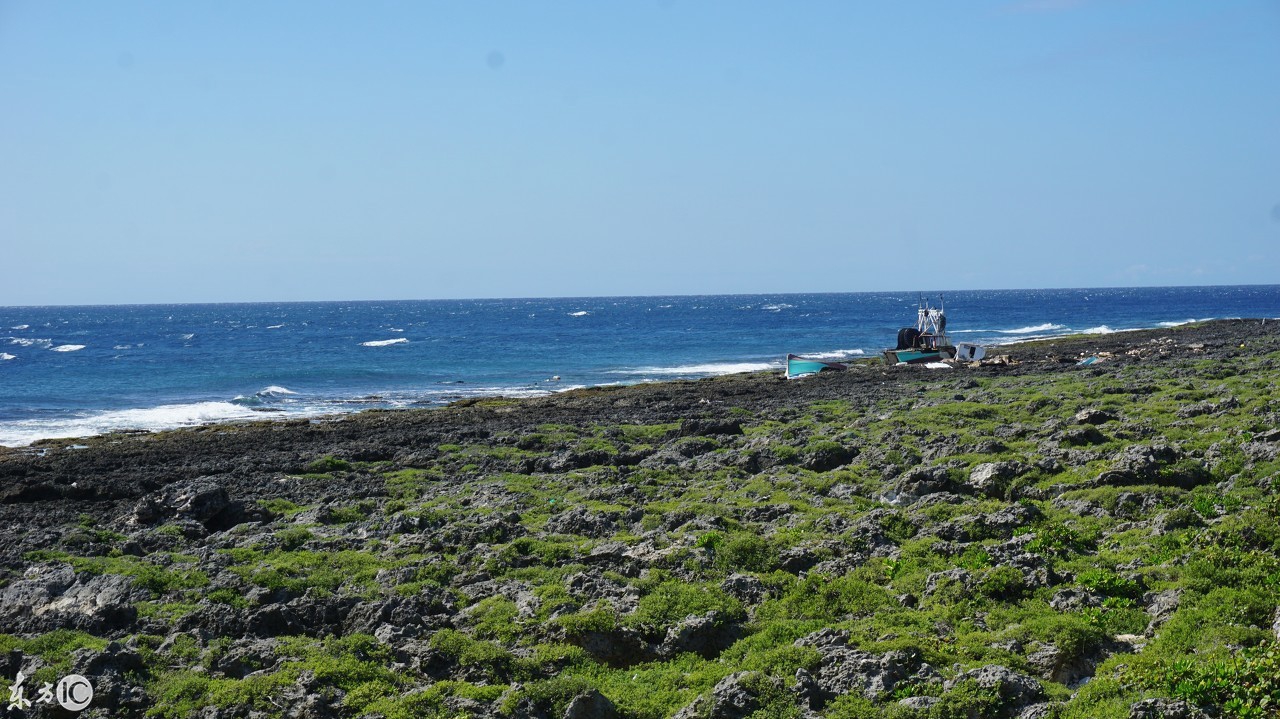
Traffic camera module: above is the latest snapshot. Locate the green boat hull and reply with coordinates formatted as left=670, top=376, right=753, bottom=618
left=883, top=347, right=953, bottom=365
left=786, top=354, right=848, bottom=379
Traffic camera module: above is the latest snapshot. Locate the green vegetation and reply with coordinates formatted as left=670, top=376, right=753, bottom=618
left=0, top=630, right=110, bottom=685
left=222, top=548, right=391, bottom=595
left=9, top=329, right=1280, bottom=718
left=306, top=455, right=353, bottom=473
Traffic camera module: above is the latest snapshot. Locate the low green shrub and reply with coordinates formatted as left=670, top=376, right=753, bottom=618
left=715, top=532, right=778, bottom=573
left=1128, top=641, right=1280, bottom=718
left=306, top=455, right=352, bottom=473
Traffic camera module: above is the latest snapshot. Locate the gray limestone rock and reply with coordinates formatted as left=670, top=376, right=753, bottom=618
left=545, top=507, right=619, bottom=538
left=673, top=672, right=765, bottom=719
left=1144, top=589, right=1181, bottom=635
left=0, top=565, right=140, bottom=634
left=945, top=665, right=1043, bottom=715
left=562, top=689, right=620, bottom=719
left=924, top=569, right=972, bottom=598
left=130, top=478, right=231, bottom=527
left=1049, top=588, right=1102, bottom=612
left=1128, top=697, right=1209, bottom=719
left=1074, top=408, right=1118, bottom=425
left=794, top=629, right=921, bottom=708
left=659, top=611, right=743, bottom=659
left=897, top=696, right=941, bottom=711
left=720, top=573, right=767, bottom=606
left=966, top=462, right=1024, bottom=497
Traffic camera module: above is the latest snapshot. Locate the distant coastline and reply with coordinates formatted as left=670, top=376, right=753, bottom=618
left=0, top=316, right=1269, bottom=451
left=2, top=287, right=1278, bottom=447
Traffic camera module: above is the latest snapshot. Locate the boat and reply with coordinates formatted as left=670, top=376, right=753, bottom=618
left=883, top=296, right=961, bottom=365
left=785, top=353, right=850, bottom=379
left=787, top=295, right=984, bottom=377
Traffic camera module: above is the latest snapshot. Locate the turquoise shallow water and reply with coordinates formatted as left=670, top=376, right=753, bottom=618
left=2, top=286, right=1277, bottom=445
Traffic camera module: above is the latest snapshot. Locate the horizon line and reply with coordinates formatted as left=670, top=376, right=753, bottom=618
left=2, top=282, right=1278, bottom=310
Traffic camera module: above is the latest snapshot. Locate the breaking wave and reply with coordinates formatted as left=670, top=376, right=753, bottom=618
left=801, top=349, right=866, bottom=360
left=609, top=361, right=778, bottom=376
left=0, top=401, right=267, bottom=447
left=232, top=385, right=300, bottom=407
left=1157, top=318, right=1213, bottom=328
left=8, top=338, right=50, bottom=348
left=361, top=338, right=409, bottom=347
left=996, top=323, right=1066, bottom=334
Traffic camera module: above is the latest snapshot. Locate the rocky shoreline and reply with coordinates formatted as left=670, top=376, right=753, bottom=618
left=2, top=319, right=1279, bottom=718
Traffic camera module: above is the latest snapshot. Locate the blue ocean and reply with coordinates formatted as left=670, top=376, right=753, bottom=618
left=2, top=286, right=1278, bottom=446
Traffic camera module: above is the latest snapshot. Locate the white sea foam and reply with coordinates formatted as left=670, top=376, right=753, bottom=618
left=610, top=361, right=777, bottom=376
left=0, top=401, right=268, bottom=447
left=0, top=353, right=15, bottom=361
left=361, top=338, right=409, bottom=347
left=1081, top=325, right=1117, bottom=334
left=232, top=385, right=300, bottom=406
left=266, top=324, right=285, bottom=329
left=1157, top=318, right=1213, bottom=328
left=180, top=333, right=195, bottom=340
left=568, top=311, right=590, bottom=317
left=113, top=345, right=133, bottom=350
left=802, top=349, right=866, bottom=360
left=761, top=304, right=795, bottom=311
left=9, top=338, right=50, bottom=348
left=389, top=328, right=404, bottom=332
left=50, top=344, right=85, bottom=352
left=11, top=325, right=28, bottom=330
left=997, top=323, right=1066, bottom=334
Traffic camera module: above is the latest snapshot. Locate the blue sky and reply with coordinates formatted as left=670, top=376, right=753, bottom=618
left=1, top=1, right=1277, bottom=305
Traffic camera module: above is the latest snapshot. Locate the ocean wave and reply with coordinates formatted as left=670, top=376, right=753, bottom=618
left=232, top=385, right=300, bottom=407
left=266, top=324, right=285, bottom=329
left=0, top=353, right=15, bottom=361
left=50, top=344, right=86, bottom=352
left=609, top=361, right=778, bottom=376
left=568, top=311, right=590, bottom=317
left=180, top=333, right=195, bottom=340
left=801, top=349, right=866, bottom=360
left=361, top=338, right=409, bottom=347
left=761, top=304, right=795, bottom=311
left=11, top=325, right=28, bottom=330
left=996, top=323, right=1066, bottom=334
left=0, top=401, right=268, bottom=447
left=1081, top=325, right=1116, bottom=334
left=8, top=338, right=50, bottom=348
left=1157, top=318, right=1213, bottom=328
